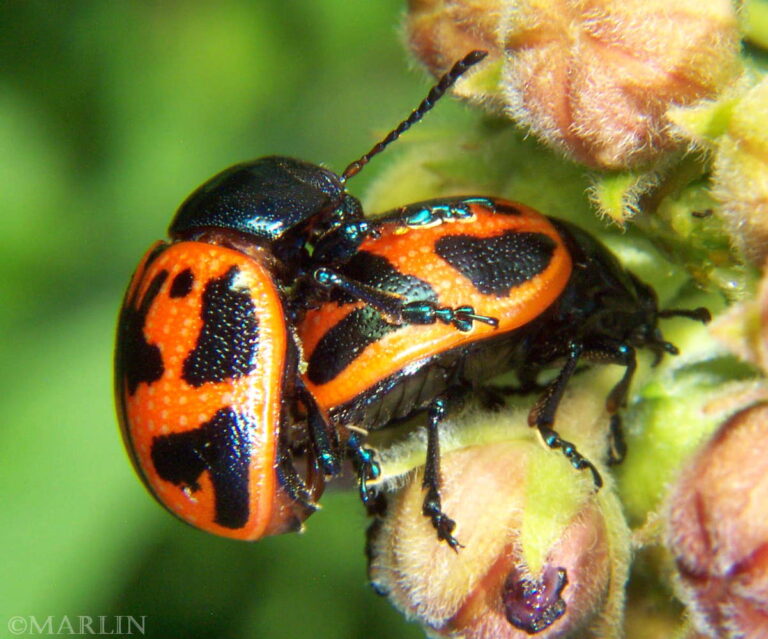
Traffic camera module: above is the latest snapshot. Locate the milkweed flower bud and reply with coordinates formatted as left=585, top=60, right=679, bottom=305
left=710, top=78, right=768, bottom=266
left=407, top=0, right=742, bottom=170
left=367, top=407, right=631, bottom=639
left=408, top=0, right=504, bottom=71
left=665, top=75, right=768, bottom=266
left=407, top=0, right=507, bottom=107
left=665, top=402, right=768, bottom=639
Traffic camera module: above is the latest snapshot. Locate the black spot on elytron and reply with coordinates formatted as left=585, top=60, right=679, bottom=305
left=182, top=266, right=260, bottom=387
left=169, top=268, right=194, bottom=298
left=119, top=269, right=168, bottom=396
left=307, top=307, right=396, bottom=386
left=151, top=407, right=252, bottom=529
left=435, top=232, right=556, bottom=297
left=307, top=252, right=437, bottom=386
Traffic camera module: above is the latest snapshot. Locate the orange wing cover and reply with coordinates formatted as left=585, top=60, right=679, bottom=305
left=116, top=241, right=290, bottom=540
left=299, top=200, right=572, bottom=410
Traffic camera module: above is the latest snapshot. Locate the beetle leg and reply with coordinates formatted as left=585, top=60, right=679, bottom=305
left=276, top=447, right=322, bottom=525
left=422, top=396, right=463, bottom=551
left=659, top=307, right=711, bottom=323
left=579, top=341, right=637, bottom=465
left=607, top=415, right=627, bottom=466
left=401, top=301, right=499, bottom=331
left=296, top=384, right=342, bottom=477
left=398, top=200, right=475, bottom=227
left=346, top=430, right=381, bottom=509
left=528, top=341, right=604, bottom=488
left=312, top=267, right=498, bottom=331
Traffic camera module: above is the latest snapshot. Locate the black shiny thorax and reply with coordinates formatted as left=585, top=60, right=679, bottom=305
left=169, top=156, right=363, bottom=265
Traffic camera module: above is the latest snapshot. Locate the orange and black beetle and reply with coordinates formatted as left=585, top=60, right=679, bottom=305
left=115, top=240, right=328, bottom=540
left=297, top=197, right=710, bottom=549
left=114, top=52, right=489, bottom=540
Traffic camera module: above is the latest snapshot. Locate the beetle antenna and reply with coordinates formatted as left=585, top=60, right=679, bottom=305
left=340, top=50, right=488, bottom=183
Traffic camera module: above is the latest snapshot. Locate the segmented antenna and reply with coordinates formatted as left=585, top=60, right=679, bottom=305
left=341, top=50, right=489, bottom=182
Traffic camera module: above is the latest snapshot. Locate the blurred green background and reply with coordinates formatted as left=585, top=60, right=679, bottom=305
left=0, top=2, right=447, bottom=637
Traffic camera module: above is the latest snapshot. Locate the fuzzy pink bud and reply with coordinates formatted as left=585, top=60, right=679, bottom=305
left=368, top=440, right=629, bottom=638
left=407, top=0, right=742, bottom=169
left=666, top=403, right=768, bottom=639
